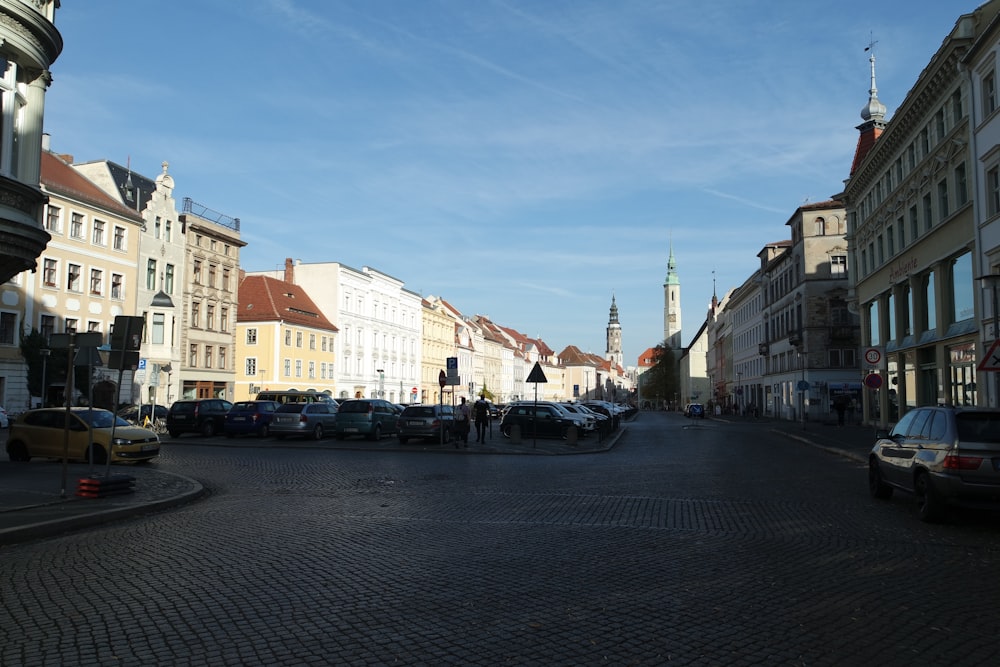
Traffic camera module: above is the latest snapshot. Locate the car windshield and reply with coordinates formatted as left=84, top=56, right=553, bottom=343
left=276, top=404, right=305, bottom=414
left=339, top=402, right=372, bottom=413
left=956, top=412, right=1000, bottom=443
left=403, top=407, right=435, bottom=418
left=76, top=410, right=131, bottom=429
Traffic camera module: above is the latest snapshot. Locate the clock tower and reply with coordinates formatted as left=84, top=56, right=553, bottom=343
left=663, top=244, right=682, bottom=349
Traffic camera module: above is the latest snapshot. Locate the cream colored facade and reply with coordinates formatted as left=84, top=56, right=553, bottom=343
left=421, top=298, right=454, bottom=405
left=842, top=5, right=993, bottom=425
left=233, top=321, right=338, bottom=401
left=177, top=202, right=244, bottom=401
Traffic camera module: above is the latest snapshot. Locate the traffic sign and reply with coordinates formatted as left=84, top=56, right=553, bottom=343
left=438, top=370, right=446, bottom=388
left=864, top=373, right=883, bottom=389
left=864, top=347, right=882, bottom=366
left=978, top=339, right=1000, bottom=372
left=796, top=380, right=810, bottom=391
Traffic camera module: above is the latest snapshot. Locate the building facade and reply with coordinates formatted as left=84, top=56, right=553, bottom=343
left=0, top=2, right=61, bottom=285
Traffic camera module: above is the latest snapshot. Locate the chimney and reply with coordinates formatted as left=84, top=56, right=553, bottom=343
left=41, top=133, right=50, bottom=152
left=284, top=257, right=294, bottom=284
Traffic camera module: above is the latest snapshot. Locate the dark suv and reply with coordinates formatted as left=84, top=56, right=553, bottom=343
left=397, top=404, right=455, bottom=444
left=166, top=398, right=233, bottom=438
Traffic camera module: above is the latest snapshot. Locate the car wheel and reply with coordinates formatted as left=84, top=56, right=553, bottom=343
left=201, top=421, right=215, bottom=437
left=501, top=425, right=511, bottom=438
left=915, top=470, right=945, bottom=523
left=868, top=458, right=893, bottom=499
left=312, top=424, right=324, bottom=441
left=368, top=425, right=381, bottom=441
left=7, top=441, right=30, bottom=462
left=87, top=445, right=108, bottom=465
left=258, top=424, right=269, bottom=438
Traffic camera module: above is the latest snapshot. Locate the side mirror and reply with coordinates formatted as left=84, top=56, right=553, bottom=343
left=875, top=428, right=890, bottom=440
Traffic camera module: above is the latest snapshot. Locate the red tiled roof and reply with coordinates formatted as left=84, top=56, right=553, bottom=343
left=237, top=274, right=338, bottom=332
left=850, top=125, right=883, bottom=176
left=41, top=152, right=144, bottom=222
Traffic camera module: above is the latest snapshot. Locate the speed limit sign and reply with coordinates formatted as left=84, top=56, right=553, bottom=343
left=864, top=347, right=882, bottom=366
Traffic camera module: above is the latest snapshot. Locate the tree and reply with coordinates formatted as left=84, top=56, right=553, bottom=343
left=640, top=343, right=680, bottom=407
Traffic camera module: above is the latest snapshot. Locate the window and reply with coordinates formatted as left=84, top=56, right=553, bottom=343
left=220, top=307, right=228, bottom=332
left=955, top=163, right=968, bottom=207
left=246, top=357, right=256, bottom=377
left=285, top=329, right=291, bottom=346
left=64, top=318, right=77, bottom=334
left=205, top=345, right=213, bottom=368
left=206, top=305, right=215, bottom=330
left=868, top=301, right=880, bottom=346
left=152, top=313, right=165, bottom=344
left=40, top=315, right=55, bottom=340
left=909, top=205, right=919, bottom=240
left=952, top=89, right=963, bottom=122
left=295, top=360, right=302, bottom=378
left=246, top=328, right=257, bottom=345
left=308, top=361, right=315, bottom=379
left=925, top=271, right=937, bottom=332
left=322, top=336, right=328, bottom=352
left=896, top=217, right=905, bottom=250
left=989, top=166, right=1000, bottom=217
left=90, top=269, right=103, bottom=295
left=922, top=193, right=933, bottom=231
left=309, top=334, right=316, bottom=350
left=165, top=264, right=174, bottom=293
left=111, top=273, right=123, bottom=300
left=219, top=346, right=226, bottom=370
left=284, top=358, right=291, bottom=377
left=92, top=219, right=105, bottom=245
left=191, top=302, right=200, bottom=328
left=70, top=213, right=83, bottom=238
left=67, top=263, right=81, bottom=292
left=0, top=312, right=15, bottom=344
left=208, top=264, right=216, bottom=288
left=164, top=219, right=172, bottom=241
left=45, top=205, right=60, bottom=232
left=984, top=70, right=997, bottom=117
left=42, top=258, right=56, bottom=287
left=222, top=268, right=230, bottom=292
left=952, top=252, right=974, bottom=323
left=113, top=225, right=125, bottom=251
left=146, top=259, right=156, bottom=290
left=937, top=180, right=949, bottom=220
left=189, top=344, right=198, bottom=367
left=87, top=320, right=100, bottom=333
left=193, top=260, right=202, bottom=284
left=296, top=331, right=303, bottom=348
left=154, top=217, right=161, bottom=239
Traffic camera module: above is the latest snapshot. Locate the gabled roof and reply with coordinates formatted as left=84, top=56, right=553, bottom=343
left=41, top=152, right=144, bottom=223
left=558, top=345, right=599, bottom=366
left=237, top=274, right=338, bottom=332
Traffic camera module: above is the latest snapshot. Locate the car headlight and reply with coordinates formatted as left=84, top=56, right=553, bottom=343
left=111, top=438, right=132, bottom=447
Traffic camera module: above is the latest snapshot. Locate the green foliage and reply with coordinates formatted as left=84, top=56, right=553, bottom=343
left=640, top=343, right=680, bottom=403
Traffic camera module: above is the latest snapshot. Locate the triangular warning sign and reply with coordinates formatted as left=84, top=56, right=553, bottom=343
left=526, top=361, right=548, bottom=383
left=978, top=339, right=1000, bottom=371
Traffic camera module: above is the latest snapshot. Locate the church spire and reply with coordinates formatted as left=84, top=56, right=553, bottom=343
left=850, top=38, right=888, bottom=176
left=605, top=292, right=623, bottom=368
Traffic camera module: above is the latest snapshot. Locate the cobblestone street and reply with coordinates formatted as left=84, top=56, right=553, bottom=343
left=3, top=411, right=999, bottom=666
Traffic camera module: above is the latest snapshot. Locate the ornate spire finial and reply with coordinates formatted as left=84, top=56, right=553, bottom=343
left=861, top=34, right=886, bottom=122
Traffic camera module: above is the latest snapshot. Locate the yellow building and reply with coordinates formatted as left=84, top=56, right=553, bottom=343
left=234, top=273, right=338, bottom=401
left=420, top=297, right=455, bottom=405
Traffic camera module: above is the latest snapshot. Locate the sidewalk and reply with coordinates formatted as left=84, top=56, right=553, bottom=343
left=0, top=415, right=878, bottom=547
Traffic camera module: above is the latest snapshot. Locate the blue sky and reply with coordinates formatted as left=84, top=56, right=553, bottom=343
left=44, top=1, right=977, bottom=365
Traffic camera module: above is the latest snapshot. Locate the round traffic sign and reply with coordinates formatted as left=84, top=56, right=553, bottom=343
left=864, top=373, right=883, bottom=389
left=438, top=370, right=446, bottom=388
left=864, top=347, right=882, bottom=365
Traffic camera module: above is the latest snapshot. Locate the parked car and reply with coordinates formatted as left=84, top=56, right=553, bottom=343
left=397, top=404, right=455, bottom=444
left=6, top=407, right=159, bottom=464
left=500, top=403, right=577, bottom=439
left=166, top=398, right=233, bottom=438
left=270, top=402, right=339, bottom=440
left=685, top=403, right=705, bottom=418
left=0, top=404, right=8, bottom=428
left=869, top=406, right=1000, bottom=522
left=254, top=390, right=337, bottom=405
left=224, top=400, right=281, bottom=438
left=335, top=399, right=399, bottom=441
left=558, top=403, right=599, bottom=433
left=117, top=404, right=169, bottom=426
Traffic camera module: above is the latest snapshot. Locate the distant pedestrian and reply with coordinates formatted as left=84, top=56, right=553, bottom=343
left=834, top=397, right=847, bottom=426
left=474, top=395, right=490, bottom=443
left=456, top=397, right=471, bottom=447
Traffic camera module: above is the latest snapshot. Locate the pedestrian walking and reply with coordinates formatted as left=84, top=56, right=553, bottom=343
left=474, top=394, right=490, bottom=443
left=456, top=397, right=471, bottom=447
left=834, top=396, right=847, bottom=426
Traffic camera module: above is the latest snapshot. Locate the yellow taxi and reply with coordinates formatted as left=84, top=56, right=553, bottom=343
left=5, top=407, right=160, bottom=464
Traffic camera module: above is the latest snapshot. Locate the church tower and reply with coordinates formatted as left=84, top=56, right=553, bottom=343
left=663, top=244, right=682, bottom=349
left=605, top=294, right=623, bottom=369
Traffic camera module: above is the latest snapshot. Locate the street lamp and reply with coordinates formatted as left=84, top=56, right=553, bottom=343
left=736, top=370, right=742, bottom=416
left=376, top=368, right=384, bottom=398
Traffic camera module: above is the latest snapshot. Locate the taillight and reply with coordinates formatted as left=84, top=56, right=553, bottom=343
left=252, top=413, right=261, bottom=423
left=942, top=454, right=983, bottom=470
left=430, top=419, right=440, bottom=427
left=300, top=414, right=308, bottom=423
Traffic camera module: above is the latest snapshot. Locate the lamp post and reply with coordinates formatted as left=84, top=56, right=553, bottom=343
left=980, top=274, right=1000, bottom=407
left=39, top=348, right=50, bottom=408
left=736, top=370, right=742, bottom=416
left=376, top=368, right=384, bottom=398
